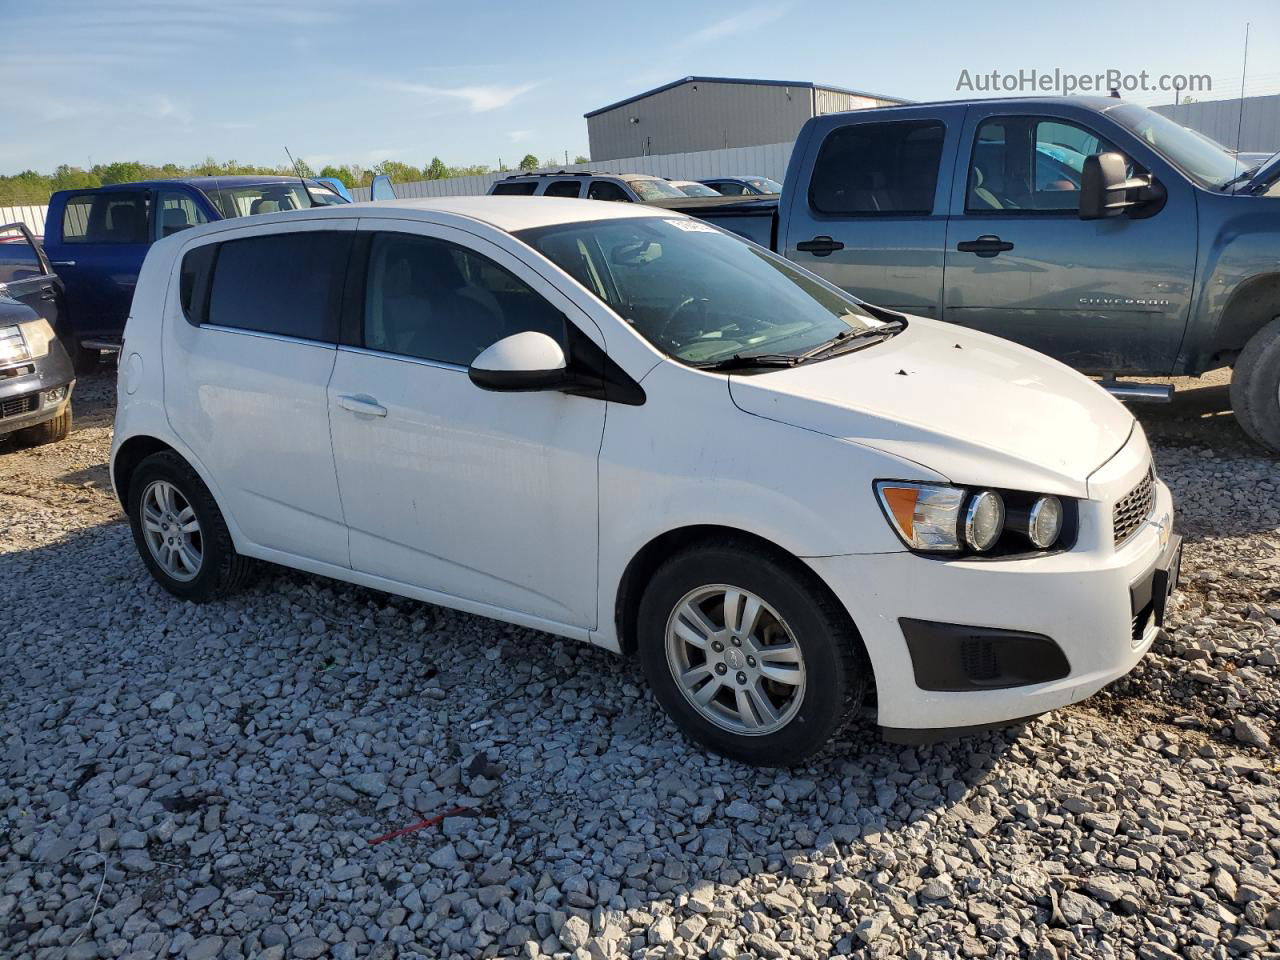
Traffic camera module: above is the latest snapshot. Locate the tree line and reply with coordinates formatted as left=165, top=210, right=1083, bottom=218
left=0, top=153, right=590, bottom=206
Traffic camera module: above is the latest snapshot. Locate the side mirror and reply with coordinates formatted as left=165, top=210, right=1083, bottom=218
left=1079, top=152, right=1164, bottom=220
left=469, top=331, right=569, bottom=392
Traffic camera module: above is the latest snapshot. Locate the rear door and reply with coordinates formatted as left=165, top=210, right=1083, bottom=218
left=780, top=111, right=956, bottom=317
left=0, top=222, right=65, bottom=336
left=47, top=189, right=152, bottom=344
left=941, top=106, right=1196, bottom=372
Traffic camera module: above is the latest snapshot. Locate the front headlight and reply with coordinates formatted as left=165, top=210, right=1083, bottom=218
left=876, top=481, right=1068, bottom=555
left=19, top=318, right=56, bottom=359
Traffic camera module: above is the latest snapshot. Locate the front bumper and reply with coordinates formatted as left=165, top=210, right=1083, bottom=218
left=806, top=475, right=1175, bottom=734
left=0, top=343, right=75, bottom=436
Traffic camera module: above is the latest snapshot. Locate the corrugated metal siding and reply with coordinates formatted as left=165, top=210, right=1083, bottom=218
left=351, top=141, right=796, bottom=201
left=813, top=87, right=888, bottom=116
left=1152, top=94, right=1280, bottom=155
left=0, top=205, right=48, bottom=234
left=588, top=81, right=813, bottom=161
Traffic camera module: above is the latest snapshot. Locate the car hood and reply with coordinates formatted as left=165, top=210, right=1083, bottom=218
left=727, top=316, right=1135, bottom=498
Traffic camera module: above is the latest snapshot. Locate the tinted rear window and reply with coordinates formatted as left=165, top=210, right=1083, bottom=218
left=206, top=231, right=352, bottom=342
left=809, top=120, right=944, bottom=215
left=492, top=181, right=538, bottom=196
left=60, top=191, right=150, bottom=244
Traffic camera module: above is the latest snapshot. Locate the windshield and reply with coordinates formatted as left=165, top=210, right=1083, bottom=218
left=1105, top=104, right=1248, bottom=188
left=207, top=181, right=347, bottom=218
left=677, top=182, right=720, bottom=197
left=627, top=178, right=687, bottom=201
left=745, top=177, right=783, bottom=193
left=517, top=216, right=888, bottom=366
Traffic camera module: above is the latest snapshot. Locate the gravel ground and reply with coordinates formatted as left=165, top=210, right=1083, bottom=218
left=2, top=368, right=1278, bottom=960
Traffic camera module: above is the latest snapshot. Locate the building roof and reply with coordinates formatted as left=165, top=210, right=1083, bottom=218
left=584, top=75, right=907, bottom=119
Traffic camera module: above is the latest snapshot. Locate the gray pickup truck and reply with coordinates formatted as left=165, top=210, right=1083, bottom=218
left=675, top=97, right=1280, bottom=452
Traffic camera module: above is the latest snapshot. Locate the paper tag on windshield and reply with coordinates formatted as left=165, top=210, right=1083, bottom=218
left=664, top=218, right=717, bottom=233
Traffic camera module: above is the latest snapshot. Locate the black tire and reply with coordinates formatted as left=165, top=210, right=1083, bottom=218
left=127, top=451, right=254, bottom=602
left=12, top=404, right=72, bottom=447
left=1231, top=317, right=1280, bottom=454
left=636, top=540, right=866, bottom=766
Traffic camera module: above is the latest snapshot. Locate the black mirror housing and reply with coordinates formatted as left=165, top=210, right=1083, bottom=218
left=1080, top=152, right=1164, bottom=220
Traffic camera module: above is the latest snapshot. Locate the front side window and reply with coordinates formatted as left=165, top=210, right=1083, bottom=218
left=205, top=230, right=352, bottom=341
left=0, top=224, right=46, bottom=284
left=208, top=182, right=345, bottom=219
left=518, top=217, right=888, bottom=366
left=60, top=191, right=150, bottom=244
left=492, top=181, right=538, bottom=196
left=363, top=232, right=565, bottom=367
left=156, top=190, right=209, bottom=239
left=543, top=180, right=583, bottom=198
left=810, top=120, right=944, bottom=215
left=710, top=181, right=746, bottom=196
left=968, top=117, right=1119, bottom=212
left=744, top=177, right=783, bottom=194
left=587, top=181, right=630, bottom=202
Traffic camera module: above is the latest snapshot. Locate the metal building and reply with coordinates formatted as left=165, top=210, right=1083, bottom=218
left=1152, top=93, right=1280, bottom=155
left=584, top=76, right=904, bottom=162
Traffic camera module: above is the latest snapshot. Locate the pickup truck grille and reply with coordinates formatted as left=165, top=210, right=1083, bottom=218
left=0, top=392, right=36, bottom=420
left=1113, top=467, right=1155, bottom=548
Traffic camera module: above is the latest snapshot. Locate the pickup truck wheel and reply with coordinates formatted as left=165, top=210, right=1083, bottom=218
left=636, top=540, right=866, bottom=766
left=1230, top=317, right=1280, bottom=454
left=12, top=404, right=72, bottom=447
left=127, top=451, right=255, bottom=602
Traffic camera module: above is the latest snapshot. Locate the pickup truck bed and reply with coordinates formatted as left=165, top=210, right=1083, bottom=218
left=649, top=195, right=779, bottom=248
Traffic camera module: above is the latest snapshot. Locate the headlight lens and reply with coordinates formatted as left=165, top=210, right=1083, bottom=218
left=963, top=490, right=1006, bottom=552
left=1025, top=496, right=1064, bottom=549
left=877, top=482, right=1066, bottom=555
left=875, top=482, right=966, bottom=552
left=19, top=318, right=56, bottom=359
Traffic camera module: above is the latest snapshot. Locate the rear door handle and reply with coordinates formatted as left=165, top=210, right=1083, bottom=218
left=337, top=394, right=387, bottom=418
left=956, top=235, right=1015, bottom=258
left=38, top=288, right=57, bottom=300
left=794, top=235, right=845, bottom=256
left=50, top=260, right=76, bottom=267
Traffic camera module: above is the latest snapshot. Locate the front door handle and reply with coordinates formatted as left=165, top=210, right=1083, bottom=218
left=956, top=235, right=1015, bottom=258
left=337, top=394, right=387, bottom=418
left=794, top=235, right=845, bottom=257
left=49, top=260, right=76, bottom=267
left=38, top=288, right=57, bottom=301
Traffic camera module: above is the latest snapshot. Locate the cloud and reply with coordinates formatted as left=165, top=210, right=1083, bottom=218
left=681, top=1, right=792, bottom=46
left=383, top=81, right=537, bottom=113
left=507, top=130, right=532, bottom=143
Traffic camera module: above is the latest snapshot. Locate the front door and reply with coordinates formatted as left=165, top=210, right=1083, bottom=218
left=327, top=219, right=605, bottom=629
left=942, top=111, right=1196, bottom=373
left=781, top=116, right=953, bottom=317
left=0, top=221, right=66, bottom=335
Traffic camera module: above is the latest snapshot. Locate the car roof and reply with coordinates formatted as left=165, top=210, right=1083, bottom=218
left=64, top=175, right=319, bottom=192
left=350, top=196, right=674, bottom=231
left=500, top=171, right=663, bottom=182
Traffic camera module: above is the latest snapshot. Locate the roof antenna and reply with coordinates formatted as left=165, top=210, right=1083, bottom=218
left=284, top=145, right=318, bottom=208
left=1233, top=23, right=1250, bottom=178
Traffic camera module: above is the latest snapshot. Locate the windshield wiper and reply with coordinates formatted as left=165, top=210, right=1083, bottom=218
left=690, top=352, right=801, bottom=371
left=1220, top=165, right=1261, bottom=191
left=794, top=320, right=905, bottom=362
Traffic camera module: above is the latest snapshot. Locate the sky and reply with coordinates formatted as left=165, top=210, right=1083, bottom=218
left=4, top=0, right=1280, bottom=175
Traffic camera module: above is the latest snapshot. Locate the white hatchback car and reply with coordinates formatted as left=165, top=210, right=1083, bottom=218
left=113, top=197, right=1179, bottom=766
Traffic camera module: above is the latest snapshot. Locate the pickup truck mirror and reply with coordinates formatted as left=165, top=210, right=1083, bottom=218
left=1079, top=152, right=1164, bottom=220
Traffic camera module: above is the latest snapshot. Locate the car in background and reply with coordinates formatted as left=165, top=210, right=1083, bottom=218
left=488, top=171, right=687, bottom=202
left=700, top=176, right=783, bottom=196
left=42, top=176, right=349, bottom=372
left=0, top=222, right=75, bottom=448
left=667, top=179, right=721, bottom=197
left=113, top=196, right=1177, bottom=765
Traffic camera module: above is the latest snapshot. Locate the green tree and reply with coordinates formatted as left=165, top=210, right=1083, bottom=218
left=573, top=155, right=589, bottom=164
left=518, top=153, right=540, bottom=171
left=293, top=158, right=316, bottom=178
left=425, top=157, right=449, bottom=180
left=318, top=165, right=354, bottom=188
left=50, top=165, right=100, bottom=192
left=375, top=160, right=422, bottom=183
left=95, top=161, right=147, bottom=184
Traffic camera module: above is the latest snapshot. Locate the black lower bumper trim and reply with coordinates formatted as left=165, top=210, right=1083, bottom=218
left=882, top=713, right=1042, bottom=745
left=899, top=618, right=1072, bottom=692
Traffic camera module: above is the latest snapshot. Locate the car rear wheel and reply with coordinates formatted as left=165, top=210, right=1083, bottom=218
left=127, top=451, right=254, bottom=602
left=1231, top=317, right=1280, bottom=454
left=12, top=404, right=72, bottom=447
left=637, top=540, right=865, bottom=766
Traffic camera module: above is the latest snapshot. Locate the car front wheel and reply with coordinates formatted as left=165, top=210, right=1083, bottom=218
left=1231, top=316, right=1280, bottom=453
left=637, top=541, right=866, bottom=766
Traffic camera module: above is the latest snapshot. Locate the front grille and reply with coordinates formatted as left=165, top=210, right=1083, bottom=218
left=0, top=393, right=37, bottom=419
left=1113, top=467, right=1155, bottom=547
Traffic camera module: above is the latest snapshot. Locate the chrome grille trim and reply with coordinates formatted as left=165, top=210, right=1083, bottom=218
left=1113, top=467, right=1155, bottom=548
left=0, top=392, right=37, bottom=419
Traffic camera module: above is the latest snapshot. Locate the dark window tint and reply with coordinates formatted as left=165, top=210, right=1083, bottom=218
left=179, top=244, right=217, bottom=325
left=156, top=190, right=209, bottom=239
left=543, top=180, right=583, bottom=198
left=364, top=232, right=565, bottom=366
left=810, top=120, right=944, bottom=215
left=968, top=117, right=1119, bottom=213
left=587, top=180, right=630, bottom=202
left=711, top=181, right=747, bottom=196
left=492, top=181, right=538, bottom=196
left=0, top=225, right=43, bottom=284
left=60, top=191, right=151, bottom=244
left=206, top=231, right=352, bottom=341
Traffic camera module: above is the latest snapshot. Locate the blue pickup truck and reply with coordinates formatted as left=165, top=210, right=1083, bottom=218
left=679, top=97, right=1280, bottom=452
left=43, top=175, right=349, bottom=371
